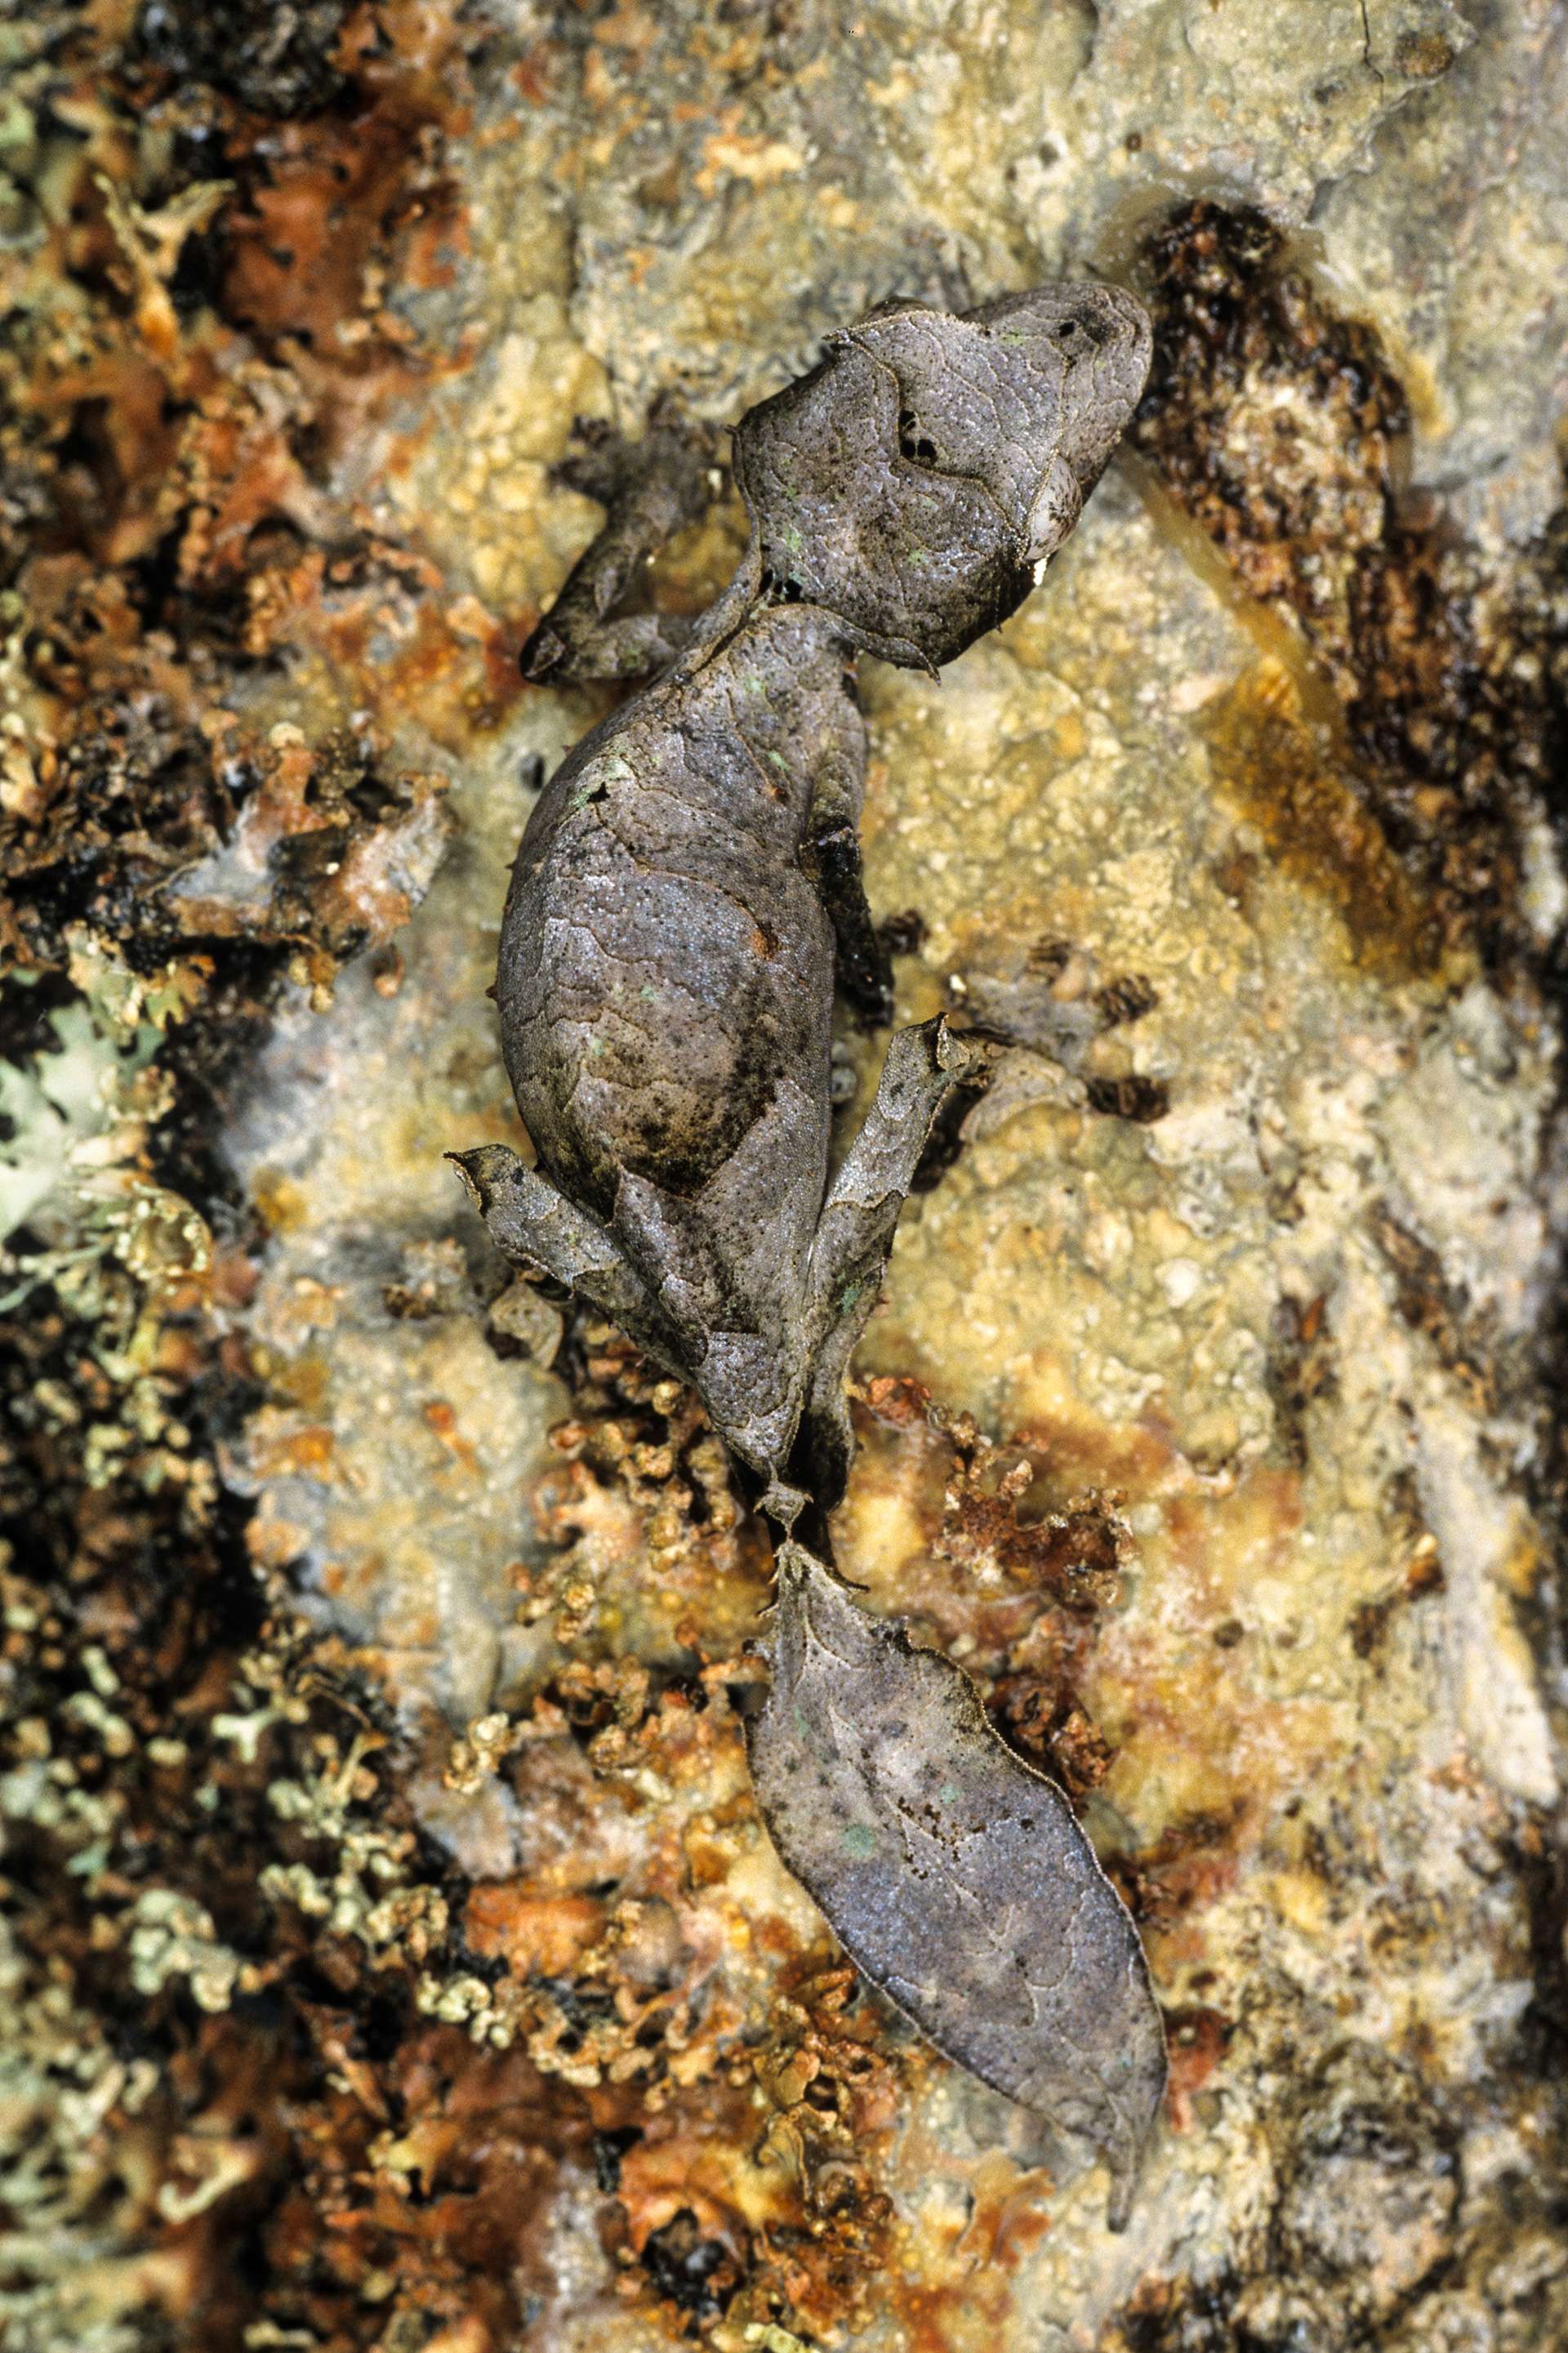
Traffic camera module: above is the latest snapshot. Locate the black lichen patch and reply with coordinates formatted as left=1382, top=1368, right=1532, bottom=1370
left=1134, top=200, right=1568, bottom=971
left=640, top=2207, right=745, bottom=2324
left=1084, top=1072, right=1169, bottom=1124
left=132, top=0, right=356, bottom=121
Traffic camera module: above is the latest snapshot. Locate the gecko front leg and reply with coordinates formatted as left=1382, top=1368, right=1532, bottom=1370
left=797, top=1016, right=987, bottom=1509
left=520, top=405, right=720, bottom=684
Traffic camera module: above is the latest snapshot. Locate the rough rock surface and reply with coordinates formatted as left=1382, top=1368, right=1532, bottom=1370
left=2, top=3, right=1566, bottom=2349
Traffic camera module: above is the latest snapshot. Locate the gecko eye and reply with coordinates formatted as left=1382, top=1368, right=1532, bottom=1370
left=898, top=409, right=939, bottom=466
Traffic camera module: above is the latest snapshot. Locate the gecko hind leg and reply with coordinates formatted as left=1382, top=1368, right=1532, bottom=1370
left=447, top=1144, right=660, bottom=1335
left=796, top=1017, right=987, bottom=1510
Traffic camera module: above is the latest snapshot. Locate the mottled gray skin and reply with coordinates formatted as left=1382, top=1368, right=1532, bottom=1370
left=751, top=1544, right=1168, bottom=2230
left=452, top=282, right=1152, bottom=1519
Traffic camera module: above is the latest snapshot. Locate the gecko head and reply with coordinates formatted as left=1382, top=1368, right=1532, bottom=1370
left=946, top=281, right=1154, bottom=558
left=733, top=280, right=1152, bottom=671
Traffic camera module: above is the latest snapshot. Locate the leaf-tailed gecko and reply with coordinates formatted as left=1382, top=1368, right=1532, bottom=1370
left=450, top=281, right=1167, bottom=2223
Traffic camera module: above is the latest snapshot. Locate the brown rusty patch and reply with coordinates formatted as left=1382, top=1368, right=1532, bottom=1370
left=1196, top=657, right=1442, bottom=974
left=1368, top=1201, right=1498, bottom=1409
left=1112, top=1804, right=1249, bottom=1933
left=1135, top=199, right=1568, bottom=971
left=1084, top=1072, right=1171, bottom=1124
left=838, top=1388, right=1129, bottom=1806
left=1163, top=2003, right=1234, bottom=2133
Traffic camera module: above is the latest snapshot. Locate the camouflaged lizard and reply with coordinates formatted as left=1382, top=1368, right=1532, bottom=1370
left=450, top=280, right=1166, bottom=2224
left=452, top=281, right=1152, bottom=1526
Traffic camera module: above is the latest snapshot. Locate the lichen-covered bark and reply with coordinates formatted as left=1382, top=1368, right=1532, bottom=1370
left=2, top=4, right=1567, bottom=2351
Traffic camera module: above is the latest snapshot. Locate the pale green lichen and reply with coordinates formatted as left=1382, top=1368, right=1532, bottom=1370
left=0, top=1918, right=163, bottom=2353
left=0, top=920, right=214, bottom=1332
left=0, top=996, right=155, bottom=1252
left=124, top=1890, right=253, bottom=2016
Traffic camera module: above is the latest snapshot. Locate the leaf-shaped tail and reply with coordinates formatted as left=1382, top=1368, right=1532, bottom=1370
left=747, top=1541, right=1166, bottom=2229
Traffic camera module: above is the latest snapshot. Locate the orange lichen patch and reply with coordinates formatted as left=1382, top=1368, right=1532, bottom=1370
left=0, top=0, right=484, bottom=974
left=310, top=569, right=528, bottom=745
left=223, top=126, right=415, bottom=346
left=244, top=1410, right=341, bottom=1482
left=532, top=1327, right=774, bottom=1655
left=165, top=360, right=336, bottom=584
left=751, top=1964, right=903, bottom=2158
left=246, top=1509, right=314, bottom=1572
left=161, top=720, right=452, bottom=991
left=20, top=340, right=183, bottom=569
left=422, top=1397, right=480, bottom=1476
left=465, top=1887, right=606, bottom=1977
left=268, top=2025, right=577, bottom=2346
left=1161, top=2004, right=1233, bottom=2132
left=618, top=2128, right=772, bottom=2253
left=859, top=1370, right=933, bottom=1428
left=510, top=47, right=557, bottom=106
left=949, top=2151, right=1056, bottom=2277
left=11, top=11, right=470, bottom=602
left=3, top=176, right=470, bottom=1016
left=694, top=126, right=807, bottom=200
left=893, top=2270, right=1019, bottom=2353
left=222, top=2, right=472, bottom=358
left=416, top=1603, right=918, bottom=2335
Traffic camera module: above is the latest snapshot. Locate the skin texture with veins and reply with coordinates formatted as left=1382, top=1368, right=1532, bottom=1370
left=451, top=280, right=1165, bottom=2224
left=751, top=1544, right=1169, bottom=2231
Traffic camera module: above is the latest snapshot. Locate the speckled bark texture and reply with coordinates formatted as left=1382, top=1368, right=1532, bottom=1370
left=2, top=4, right=1567, bottom=2351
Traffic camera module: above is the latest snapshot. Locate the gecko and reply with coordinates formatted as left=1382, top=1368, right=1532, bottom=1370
left=451, top=279, right=1152, bottom=1528
left=449, top=279, right=1167, bottom=2223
